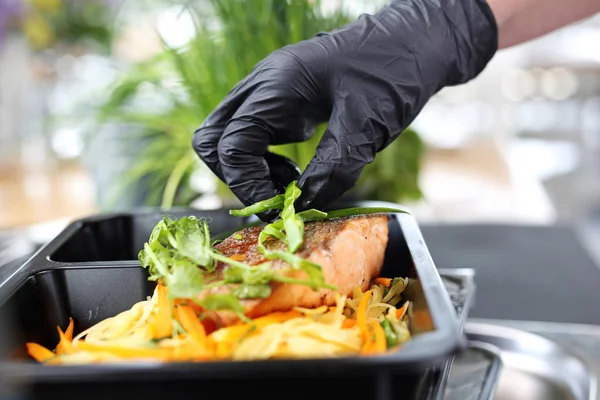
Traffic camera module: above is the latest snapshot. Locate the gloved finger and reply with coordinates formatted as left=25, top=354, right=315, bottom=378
left=264, top=152, right=301, bottom=193
left=297, top=109, right=376, bottom=212
left=217, top=114, right=284, bottom=221
left=192, top=72, right=263, bottom=181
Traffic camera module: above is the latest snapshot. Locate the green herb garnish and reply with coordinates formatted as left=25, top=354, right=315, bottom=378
left=139, top=182, right=410, bottom=319
left=229, top=194, right=285, bottom=217
left=253, top=182, right=336, bottom=291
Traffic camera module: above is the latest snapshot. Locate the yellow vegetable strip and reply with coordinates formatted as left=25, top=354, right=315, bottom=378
left=174, top=305, right=207, bottom=347
left=76, top=341, right=172, bottom=360
left=211, top=310, right=302, bottom=343
left=150, top=284, right=172, bottom=339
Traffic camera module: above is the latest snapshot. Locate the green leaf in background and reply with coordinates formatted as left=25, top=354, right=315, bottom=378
left=354, top=127, right=426, bottom=203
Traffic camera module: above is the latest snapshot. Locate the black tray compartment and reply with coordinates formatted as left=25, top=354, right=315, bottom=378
left=0, top=203, right=463, bottom=400
left=47, top=208, right=252, bottom=263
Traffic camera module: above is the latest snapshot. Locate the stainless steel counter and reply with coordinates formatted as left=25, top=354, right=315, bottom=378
left=470, top=319, right=600, bottom=400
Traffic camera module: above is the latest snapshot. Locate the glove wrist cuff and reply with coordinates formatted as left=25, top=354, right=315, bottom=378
left=445, top=0, right=499, bottom=85
left=384, top=0, right=498, bottom=86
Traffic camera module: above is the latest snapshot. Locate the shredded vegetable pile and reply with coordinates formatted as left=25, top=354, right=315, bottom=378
left=25, top=181, right=413, bottom=364
left=26, top=278, right=411, bottom=364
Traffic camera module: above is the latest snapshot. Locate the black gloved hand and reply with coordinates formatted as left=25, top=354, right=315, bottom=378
left=193, top=0, right=498, bottom=220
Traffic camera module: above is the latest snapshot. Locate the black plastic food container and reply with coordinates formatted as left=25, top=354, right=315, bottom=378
left=0, top=201, right=464, bottom=400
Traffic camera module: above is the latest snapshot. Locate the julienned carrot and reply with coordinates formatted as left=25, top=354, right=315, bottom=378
left=396, top=302, right=409, bottom=319
left=341, top=319, right=357, bottom=329
left=374, top=278, right=392, bottom=287
left=356, top=290, right=371, bottom=338
left=175, top=305, right=207, bottom=347
left=55, top=318, right=75, bottom=355
left=26, top=343, right=55, bottom=362
left=55, top=326, right=74, bottom=355
left=361, top=341, right=371, bottom=354
left=150, top=284, right=172, bottom=339
left=215, top=341, right=232, bottom=359
left=64, top=317, right=74, bottom=341
left=210, top=311, right=303, bottom=343
left=229, top=254, right=247, bottom=261
left=166, top=338, right=211, bottom=361
left=370, top=321, right=387, bottom=353
left=360, top=328, right=373, bottom=355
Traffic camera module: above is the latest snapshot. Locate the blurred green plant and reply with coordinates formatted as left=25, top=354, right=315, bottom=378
left=7, top=0, right=120, bottom=53
left=98, top=0, right=425, bottom=210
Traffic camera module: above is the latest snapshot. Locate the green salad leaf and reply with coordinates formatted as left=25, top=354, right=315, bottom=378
left=280, top=181, right=304, bottom=252
left=139, top=181, right=410, bottom=317
left=229, top=194, right=285, bottom=217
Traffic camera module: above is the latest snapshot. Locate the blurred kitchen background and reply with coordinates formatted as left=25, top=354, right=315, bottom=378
left=1, top=0, right=600, bottom=263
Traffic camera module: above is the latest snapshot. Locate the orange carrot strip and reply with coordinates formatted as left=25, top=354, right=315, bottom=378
left=166, top=339, right=210, bottom=361
left=396, top=302, right=409, bottom=319
left=76, top=341, right=172, bottom=360
left=229, top=254, right=247, bottom=261
left=374, top=278, right=392, bottom=287
left=175, top=305, right=207, bottom=347
left=150, top=284, right=172, bottom=339
left=55, top=326, right=74, bottom=355
left=64, top=318, right=74, bottom=341
left=341, top=319, right=357, bottom=329
left=251, top=310, right=303, bottom=326
left=210, top=311, right=303, bottom=343
left=26, top=343, right=55, bottom=363
left=357, top=290, right=372, bottom=337
left=360, top=330, right=373, bottom=355
left=370, top=321, right=387, bottom=353
left=215, top=342, right=232, bottom=359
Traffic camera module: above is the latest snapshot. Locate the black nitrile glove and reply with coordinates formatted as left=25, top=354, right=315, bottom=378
left=193, top=0, right=498, bottom=221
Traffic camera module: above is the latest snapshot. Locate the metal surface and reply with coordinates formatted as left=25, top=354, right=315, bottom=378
left=413, top=268, right=477, bottom=400
left=442, top=341, right=503, bottom=400
left=465, top=322, right=597, bottom=400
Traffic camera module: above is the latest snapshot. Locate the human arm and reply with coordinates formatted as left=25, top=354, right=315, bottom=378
left=488, top=0, right=600, bottom=49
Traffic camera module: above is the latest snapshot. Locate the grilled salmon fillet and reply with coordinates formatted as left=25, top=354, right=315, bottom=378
left=202, top=214, right=389, bottom=326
